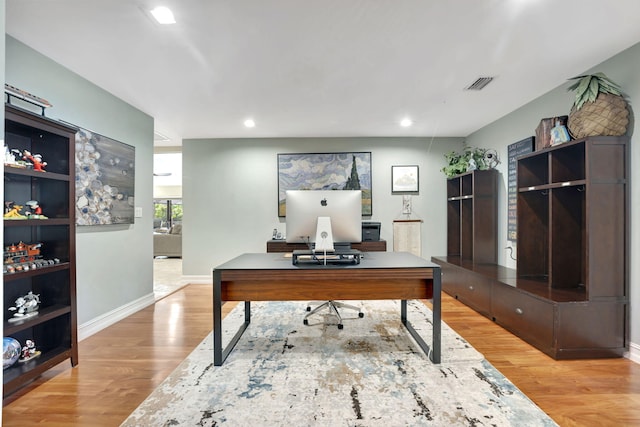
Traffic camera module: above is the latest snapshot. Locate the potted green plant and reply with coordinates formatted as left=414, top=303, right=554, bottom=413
left=441, top=146, right=499, bottom=178
left=566, top=72, right=630, bottom=139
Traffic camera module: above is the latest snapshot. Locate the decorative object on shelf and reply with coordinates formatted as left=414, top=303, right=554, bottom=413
left=3, top=337, right=21, bottom=369
left=4, top=144, right=27, bottom=168
left=484, top=149, right=500, bottom=169
left=277, top=152, right=372, bottom=217
left=2, top=241, right=61, bottom=275
left=74, top=126, right=136, bottom=225
left=535, top=116, right=568, bottom=150
left=19, top=340, right=41, bottom=363
left=550, top=120, right=571, bottom=146
left=24, top=200, right=47, bottom=219
left=22, top=149, right=47, bottom=172
left=441, top=146, right=500, bottom=178
left=8, top=291, right=41, bottom=322
left=3, top=202, right=27, bottom=219
left=4, top=83, right=52, bottom=116
left=391, top=165, right=419, bottom=193
left=567, top=72, right=630, bottom=139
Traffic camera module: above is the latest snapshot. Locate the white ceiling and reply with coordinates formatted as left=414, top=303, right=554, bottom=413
left=7, top=0, right=640, bottom=146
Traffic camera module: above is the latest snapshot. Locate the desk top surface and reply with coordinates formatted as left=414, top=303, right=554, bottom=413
left=214, top=251, right=439, bottom=271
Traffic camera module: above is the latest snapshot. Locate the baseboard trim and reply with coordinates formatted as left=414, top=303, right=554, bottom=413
left=628, top=341, right=640, bottom=364
left=78, top=292, right=156, bottom=341
left=182, top=275, right=212, bottom=285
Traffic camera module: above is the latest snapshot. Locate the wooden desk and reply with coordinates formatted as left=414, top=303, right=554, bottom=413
left=212, top=252, right=441, bottom=366
left=267, top=239, right=387, bottom=253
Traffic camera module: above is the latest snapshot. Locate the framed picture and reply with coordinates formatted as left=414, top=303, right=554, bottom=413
left=75, top=127, right=135, bottom=225
left=277, top=152, right=372, bottom=217
left=391, top=165, right=419, bottom=193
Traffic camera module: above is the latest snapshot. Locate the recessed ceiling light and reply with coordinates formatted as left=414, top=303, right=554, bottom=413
left=244, top=119, right=255, bottom=128
left=400, top=118, right=413, bottom=127
left=150, top=6, right=176, bottom=24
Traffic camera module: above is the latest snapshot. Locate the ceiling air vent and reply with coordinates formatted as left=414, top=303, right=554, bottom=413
left=154, top=131, right=171, bottom=142
left=464, top=76, right=495, bottom=91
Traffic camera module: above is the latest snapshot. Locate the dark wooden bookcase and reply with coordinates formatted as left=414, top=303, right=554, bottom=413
left=3, top=104, right=78, bottom=398
left=446, top=169, right=498, bottom=264
left=516, top=136, right=626, bottom=298
left=434, top=136, right=627, bottom=359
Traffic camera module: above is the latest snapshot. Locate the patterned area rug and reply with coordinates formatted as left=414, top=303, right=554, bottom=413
left=122, top=300, right=557, bottom=426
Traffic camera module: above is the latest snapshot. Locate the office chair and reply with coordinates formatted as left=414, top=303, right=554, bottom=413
left=303, top=300, right=364, bottom=329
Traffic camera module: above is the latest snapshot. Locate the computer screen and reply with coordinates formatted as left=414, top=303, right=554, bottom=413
left=285, top=190, right=362, bottom=250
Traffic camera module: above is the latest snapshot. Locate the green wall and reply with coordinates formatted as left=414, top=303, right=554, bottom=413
left=182, top=136, right=463, bottom=276
left=5, top=36, right=155, bottom=328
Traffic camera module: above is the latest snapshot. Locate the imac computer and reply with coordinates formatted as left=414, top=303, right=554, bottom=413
left=285, top=190, right=362, bottom=254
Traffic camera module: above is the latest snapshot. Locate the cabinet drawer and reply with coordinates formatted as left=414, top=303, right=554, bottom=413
left=441, top=265, right=491, bottom=316
left=456, top=274, right=491, bottom=315
left=492, top=284, right=554, bottom=349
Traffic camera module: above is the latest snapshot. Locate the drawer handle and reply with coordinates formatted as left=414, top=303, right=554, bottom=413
left=515, top=308, right=524, bottom=315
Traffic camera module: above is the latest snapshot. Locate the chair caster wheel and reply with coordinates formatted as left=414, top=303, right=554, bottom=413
left=303, top=319, right=309, bottom=325
left=338, top=324, right=344, bottom=330
left=306, top=306, right=311, bottom=312
left=358, top=312, right=364, bottom=318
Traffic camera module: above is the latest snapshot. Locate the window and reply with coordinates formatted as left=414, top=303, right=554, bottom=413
left=154, top=199, right=182, bottom=229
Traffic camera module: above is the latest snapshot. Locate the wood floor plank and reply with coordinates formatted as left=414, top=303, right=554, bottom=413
left=3, top=284, right=640, bottom=426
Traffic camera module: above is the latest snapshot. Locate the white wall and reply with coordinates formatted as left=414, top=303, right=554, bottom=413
left=5, top=36, right=155, bottom=327
left=182, top=137, right=463, bottom=278
left=465, top=42, right=640, bottom=357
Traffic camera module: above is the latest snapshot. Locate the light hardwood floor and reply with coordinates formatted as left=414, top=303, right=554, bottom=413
left=3, top=284, right=640, bottom=426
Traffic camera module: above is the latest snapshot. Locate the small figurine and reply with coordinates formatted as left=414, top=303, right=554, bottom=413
left=19, top=339, right=41, bottom=363
left=550, top=120, right=571, bottom=146
left=3, top=146, right=28, bottom=168
left=4, top=144, right=16, bottom=165
left=25, top=200, right=47, bottom=219
left=22, top=150, right=47, bottom=172
left=3, top=202, right=27, bottom=219
left=8, top=291, right=41, bottom=322
left=467, top=158, right=477, bottom=171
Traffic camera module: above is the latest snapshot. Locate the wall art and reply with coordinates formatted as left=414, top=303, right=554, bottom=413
left=277, top=152, right=371, bottom=217
left=75, top=127, right=135, bottom=225
left=507, top=136, right=534, bottom=241
left=391, top=165, right=419, bottom=193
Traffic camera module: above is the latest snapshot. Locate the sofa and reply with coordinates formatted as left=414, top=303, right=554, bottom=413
left=153, top=224, right=182, bottom=258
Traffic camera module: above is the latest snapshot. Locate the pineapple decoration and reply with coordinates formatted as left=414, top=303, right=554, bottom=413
left=566, top=72, right=630, bottom=139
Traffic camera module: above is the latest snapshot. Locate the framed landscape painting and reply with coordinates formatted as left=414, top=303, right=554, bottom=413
left=277, top=152, right=372, bottom=217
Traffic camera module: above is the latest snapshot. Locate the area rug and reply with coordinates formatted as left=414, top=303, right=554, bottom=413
left=121, top=300, right=557, bottom=426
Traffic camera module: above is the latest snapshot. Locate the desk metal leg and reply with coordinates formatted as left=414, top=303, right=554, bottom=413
left=401, top=268, right=442, bottom=364
left=432, top=267, right=441, bottom=363
left=213, top=270, right=251, bottom=366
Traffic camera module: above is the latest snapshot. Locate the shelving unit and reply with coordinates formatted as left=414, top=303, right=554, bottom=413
left=517, top=137, right=626, bottom=297
left=434, top=136, right=628, bottom=359
left=3, top=104, right=78, bottom=397
left=446, top=169, right=497, bottom=264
